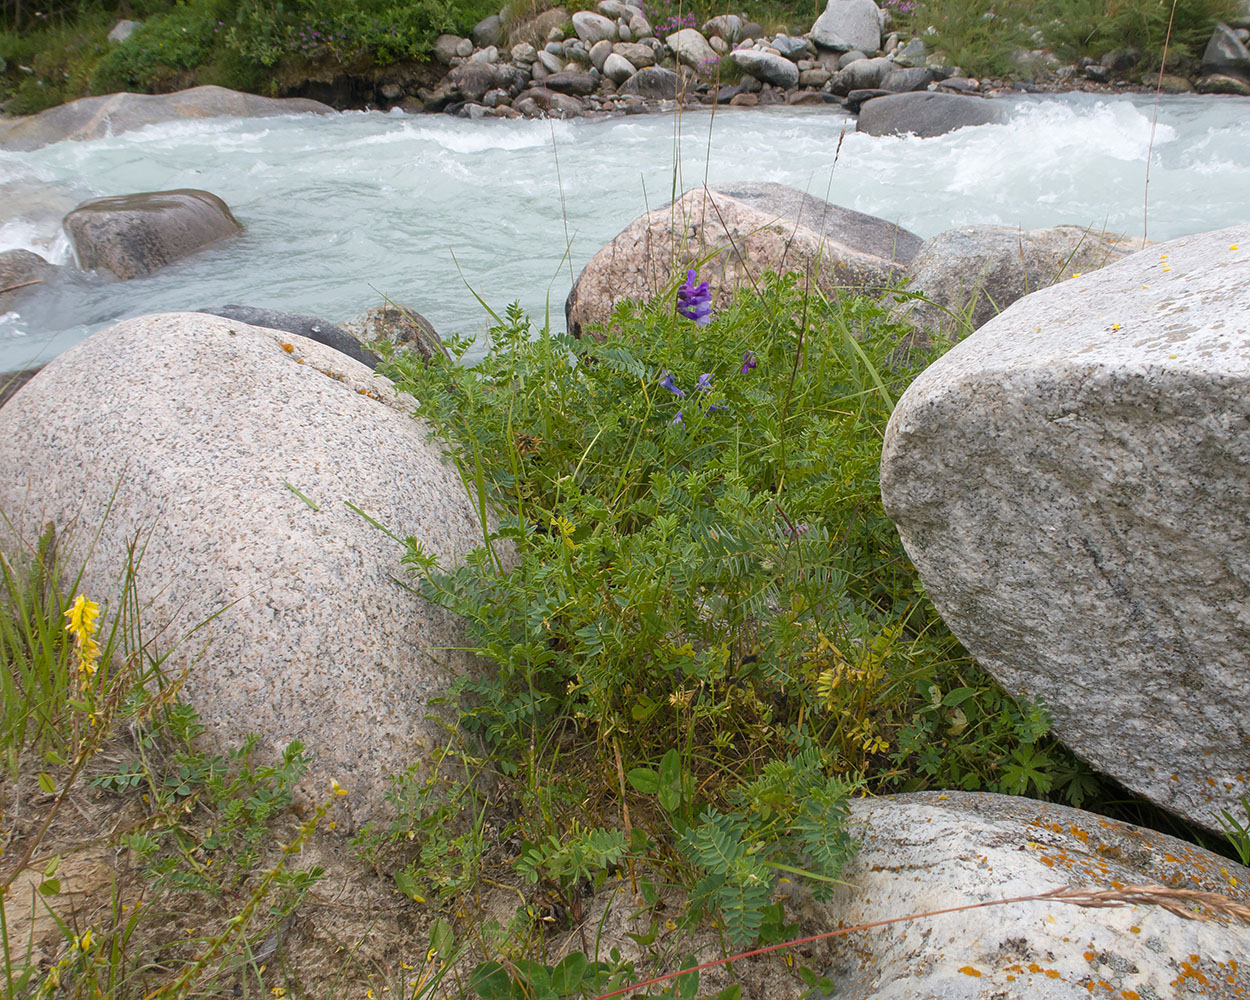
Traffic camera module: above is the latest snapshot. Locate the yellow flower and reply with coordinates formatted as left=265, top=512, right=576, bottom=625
left=64, top=594, right=101, bottom=678
left=1231, top=244, right=1240, bottom=250
left=74, top=929, right=95, bottom=952
left=330, top=779, right=349, bottom=797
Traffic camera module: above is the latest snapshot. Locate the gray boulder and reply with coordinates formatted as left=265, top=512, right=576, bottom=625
left=1202, top=21, right=1250, bottom=82
left=198, top=306, right=379, bottom=369
left=0, top=249, right=57, bottom=309
left=0, top=86, right=334, bottom=153
left=64, top=189, right=241, bottom=280
left=542, top=69, right=596, bottom=95
left=856, top=91, right=1006, bottom=136
left=896, top=224, right=1137, bottom=340
left=603, top=53, right=637, bottom=84
left=434, top=33, right=466, bottom=63
left=618, top=65, right=680, bottom=98
left=809, top=0, right=882, bottom=53
left=730, top=49, right=800, bottom=88
left=513, top=87, right=585, bottom=118
left=828, top=54, right=893, bottom=92
left=0, top=313, right=496, bottom=826
left=566, top=181, right=920, bottom=338
left=666, top=28, right=718, bottom=68
left=879, top=66, right=934, bottom=92
left=880, top=227, right=1250, bottom=832
left=590, top=38, right=614, bottom=71
left=613, top=41, right=656, bottom=67
left=340, top=305, right=448, bottom=365
left=472, top=14, right=504, bottom=48
left=819, top=791, right=1250, bottom=998
left=444, top=60, right=497, bottom=103
left=573, top=10, right=618, bottom=44
left=771, top=34, right=815, bottom=60
left=1196, top=72, right=1250, bottom=94
left=703, top=14, right=744, bottom=43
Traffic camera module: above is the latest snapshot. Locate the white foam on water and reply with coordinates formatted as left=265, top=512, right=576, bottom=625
left=2, top=93, right=1247, bottom=370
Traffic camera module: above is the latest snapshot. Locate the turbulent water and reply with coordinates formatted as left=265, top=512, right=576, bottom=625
left=1, top=92, right=1248, bottom=371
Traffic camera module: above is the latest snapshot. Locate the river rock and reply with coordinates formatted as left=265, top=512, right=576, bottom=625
left=602, top=54, right=637, bottom=84
left=618, top=65, right=680, bottom=98
left=629, top=12, right=653, bottom=38
left=666, top=28, right=718, bottom=69
left=340, top=305, right=448, bottom=365
left=0, top=86, right=334, bottom=153
left=1202, top=22, right=1250, bottom=81
left=0, top=313, right=496, bottom=825
left=880, top=228, right=1250, bottom=832
left=542, top=69, right=596, bottom=95
left=472, top=14, right=504, bottom=48
left=703, top=14, right=744, bottom=43
left=809, top=0, right=882, bottom=53
left=566, top=181, right=920, bottom=339
left=771, top=34, right=815, bottom=60
left=827, top=55, right=893, bottom=92
left=64, top=190, right=241, bottom=280
left=507, top=8, right=568, bottom=49
left=613, top=41, right=656, bottom=67
left=856, top=91, right=1006, bottom=136
left=434, top=33, right=465, bottom=63
left=0, top=249, right=56, bottom=308
left=513, top=87, right=585, bottom=118
left=598, top=0, right=640, bottom=19
left=817, top=791, right=1250, bottom=999
left=492, top=62, right=528, bottom=94
left=730, top=49, right=800, bottom=87
left=198, top=306, right=378, bottom=369
left=1195, top=72, right=1250, bottom=94
left=537, top=50, right=565, bottom=73
left=896, top=224, right=1137, bottom=341
left=880, top=65, right=933, bottom=91
left=589, top=38, right=613, bottom=71
left=573, top=10, right=617, bottom=44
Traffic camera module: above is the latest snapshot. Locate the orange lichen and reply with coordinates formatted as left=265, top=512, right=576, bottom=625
left=957, top=967, right=981, bottom=978
left=280, top=343, right=294, bottom=353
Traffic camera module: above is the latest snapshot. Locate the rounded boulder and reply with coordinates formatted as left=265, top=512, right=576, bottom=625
left=0, top=313, right=494, bottom=826
left=64, top=189, right=242, bottom=280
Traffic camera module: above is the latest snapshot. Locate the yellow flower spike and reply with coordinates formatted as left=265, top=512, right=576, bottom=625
left=64, top=594, right=102, bottom=678
left=330, top=779, right=349, bottom=796
left=75, top=929, right=95, bottom=952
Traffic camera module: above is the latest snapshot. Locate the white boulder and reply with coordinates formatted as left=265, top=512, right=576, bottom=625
left=810, top=0, right=882, bottom=53
left=0, top=313, right=494, bottom=826
left=817, top=791, right=1250, bottom=998
left=880, top=227, right=1250, bottom=831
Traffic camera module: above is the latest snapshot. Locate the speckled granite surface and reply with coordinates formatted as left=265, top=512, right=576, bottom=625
left=817, top=791, right=1250, bottom=999
left=0, top=312, right=493, bottom=824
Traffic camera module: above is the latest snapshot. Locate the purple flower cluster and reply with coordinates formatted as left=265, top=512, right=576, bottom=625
left=677, top=269, right=712, bottom=326
left=662, top=351, right=758, bottom=426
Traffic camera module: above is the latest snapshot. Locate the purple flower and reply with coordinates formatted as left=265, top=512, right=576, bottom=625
left=740, top=351, right=757, bottom=374
left=696, top=373, right=713, bottom=393
left=660, top=371, right=685, bottom=398
left=677, top=269, right=713, bottom=326
left=671, top=411, right=684, bottom=425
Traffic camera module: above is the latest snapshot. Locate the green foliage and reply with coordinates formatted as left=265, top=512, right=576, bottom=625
left=89, top=1, right=227, bottom=93
left=1218, top=795, right=1250, bottom=866
left=382, top=273, right=1098, bottom=948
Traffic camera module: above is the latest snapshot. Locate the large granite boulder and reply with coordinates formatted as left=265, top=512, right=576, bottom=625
left=0, top=366, right=43, bottom=409
left=64, top=190, right=241, bottom=280
left=817, top=791, right=1250, bottom=999
left=573, top=10, right=618, bottom=44
left=880, top=228, right=1250, bottom=832
left=897, top=224, right=1139, bottom=341
left=857, top=91, right=1007, bottom=137
left=0, top=313, right=494, bottom=825
left=666, top=28, right=718, bottom=69
left=809, top=0, right=882, bottom=53
left=0, top=85, right=334, bottom=152
left=197, top=305, right=379, bottom=369
left=566, top=181, right=921, bottom=339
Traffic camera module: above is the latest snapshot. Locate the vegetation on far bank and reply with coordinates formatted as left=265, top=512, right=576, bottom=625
left=0, top=0, right=1243, bottom=114
left=4, top=268, right=1249, bottom=998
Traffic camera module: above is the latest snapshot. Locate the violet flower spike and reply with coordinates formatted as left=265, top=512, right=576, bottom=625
left=741, top=351, right=757, bottom=374
left=659, top=371, right=685, bottom=398
left=677, top=269, right=713, bottom=326
left=671, top=411, right=684, bottom=425
left=696, top=373, right=714, bottom=393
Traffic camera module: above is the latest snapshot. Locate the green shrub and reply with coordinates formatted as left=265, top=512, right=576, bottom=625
left=89, top=1, right=229, bottom=94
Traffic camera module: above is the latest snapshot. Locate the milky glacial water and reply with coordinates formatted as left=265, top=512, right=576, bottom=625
left=1, top=92, right=1248, bottom=372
